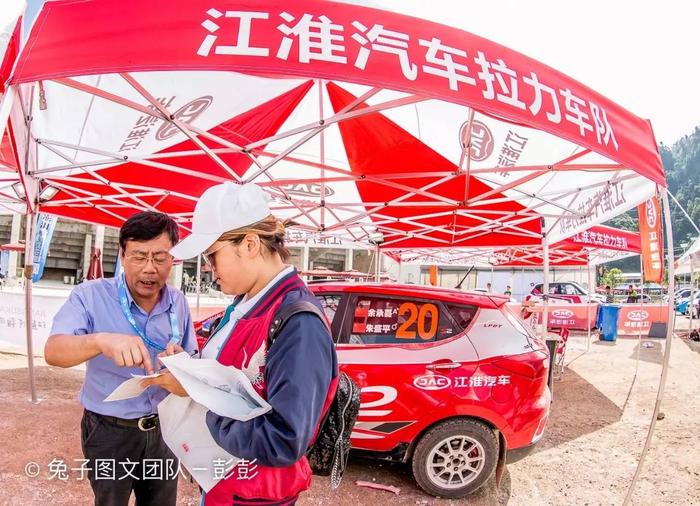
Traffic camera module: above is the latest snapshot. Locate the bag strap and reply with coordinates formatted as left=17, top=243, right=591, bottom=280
left=267, top=300, right=328, bottom=348
left=267, top=300, right=334, bottom=452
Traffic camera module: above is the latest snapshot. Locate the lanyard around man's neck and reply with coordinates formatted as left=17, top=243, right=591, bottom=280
left=116, top=273, right=181, bottom=352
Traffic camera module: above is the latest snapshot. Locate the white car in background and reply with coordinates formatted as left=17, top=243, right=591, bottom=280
left=527, top=281, right=604, bottom=304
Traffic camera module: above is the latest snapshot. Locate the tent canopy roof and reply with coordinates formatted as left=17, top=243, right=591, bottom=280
left=0, top=0, right=665, bottom=252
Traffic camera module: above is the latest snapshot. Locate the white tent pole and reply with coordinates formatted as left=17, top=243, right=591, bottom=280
left=195, top=254, right=201, bottom=318
left=24, top=211, right=39, bottom=404
left=542, top=231, right=550, bottom=342
left=374, top=244, right=380, bottom=283
left=635, top=254, right=644, bottom=373
left=587, top=258, right=592, bottom=352
left=318, top=79, right=327, bottom=230
left=639, top=253, right=644, bottom=311
left=623, top=189, right=676, bottom=505
left=667, top=190, right=700, bottom=236
left=690, top=256, right=695, bottom=332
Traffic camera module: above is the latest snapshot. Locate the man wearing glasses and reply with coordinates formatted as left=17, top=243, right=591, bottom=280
left=45, top=211, right=196, bottom=506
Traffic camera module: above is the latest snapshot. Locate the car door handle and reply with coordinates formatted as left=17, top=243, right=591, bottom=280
left=426, top=361, right=461, bottom=371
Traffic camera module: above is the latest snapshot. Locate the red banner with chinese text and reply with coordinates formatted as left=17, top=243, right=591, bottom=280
left=638, top=197, right=663, bottom=283
left=617, top=304, right=669, bottom=335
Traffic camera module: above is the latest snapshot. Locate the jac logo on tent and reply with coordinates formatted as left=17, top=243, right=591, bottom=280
left=413, top=375, right=451, bottom=391
left=628, top=310, right=649, bottom=321
left=480, top=320, right=503, bottom=329
left=552, top=309, right=574, bottom=318
left=645, top=200, right=657, bottom=228
left=460, top=120, right=494, bottom=162
left=278, top=183, right=335, bottom=198
left=156, top=96, right=214, bottom=141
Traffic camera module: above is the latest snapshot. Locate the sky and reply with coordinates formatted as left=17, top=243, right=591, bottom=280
left=0, top=0, right=698, bottom=145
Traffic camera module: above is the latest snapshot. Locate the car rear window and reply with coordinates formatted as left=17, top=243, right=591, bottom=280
left=446, top=304, right=479, bottom=330
left=316, top=294, right=341, bottom=325
left=344, top=296, right=458, bottom=345
left=564, top=284, right=579, bottom=295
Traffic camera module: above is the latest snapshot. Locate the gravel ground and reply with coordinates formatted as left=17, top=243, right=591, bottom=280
left=1, top=324, right=698, bottom=505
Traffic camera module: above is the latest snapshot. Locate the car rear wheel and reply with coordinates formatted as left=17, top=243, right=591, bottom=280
left=411, top=419, right=498, bottom=498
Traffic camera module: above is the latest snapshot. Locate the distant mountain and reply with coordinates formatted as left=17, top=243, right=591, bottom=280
left=603, top=125, right=700, bottom=272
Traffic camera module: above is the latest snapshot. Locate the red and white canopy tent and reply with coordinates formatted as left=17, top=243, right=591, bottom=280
left=390, top=225, right=642, bottom=306
left=493, top=224, right=641, bottom=268
left=393, top=224, right=642, bottom=269
left=0, top=2, right=675, bottom=466
left=1, top=0, right=665, bottom=239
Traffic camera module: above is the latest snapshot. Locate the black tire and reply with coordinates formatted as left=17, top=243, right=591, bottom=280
left=411, top=418, right=498, bottom=499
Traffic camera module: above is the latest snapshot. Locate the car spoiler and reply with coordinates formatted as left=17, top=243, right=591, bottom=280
left=486, top=294, right=510, bottom=307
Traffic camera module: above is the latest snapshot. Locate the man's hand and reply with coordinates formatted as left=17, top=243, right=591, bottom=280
left=140, top=372, right=188, bottom=397
left=95, top=333, right=154, bottom=374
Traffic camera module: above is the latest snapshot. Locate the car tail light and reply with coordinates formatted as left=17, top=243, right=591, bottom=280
left=492, top=351, right=548, bottom=379
left=531, top=414, right=548, bottom=443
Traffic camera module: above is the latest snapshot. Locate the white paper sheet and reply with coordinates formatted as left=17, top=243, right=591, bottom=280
left=104, top=372, right=162, bottom=402
left=158, top=352, right=271, bottom=421
left=153, top=352, right=272, bottom=491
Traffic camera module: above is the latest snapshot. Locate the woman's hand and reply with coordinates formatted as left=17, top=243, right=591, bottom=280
left=140, top=371, right=188, bottom=397
left=157, top=342, right=185, bottom=360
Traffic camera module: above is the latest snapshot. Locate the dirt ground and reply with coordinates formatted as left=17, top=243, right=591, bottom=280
left=1, top=323, right=699, bottom=505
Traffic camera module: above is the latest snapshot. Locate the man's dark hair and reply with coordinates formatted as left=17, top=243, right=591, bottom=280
left=119, top=211, right=179, bottom=250
left=606, top=285, right=611, bottom=290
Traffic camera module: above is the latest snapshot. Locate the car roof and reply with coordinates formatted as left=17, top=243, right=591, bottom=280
left=309, top=282, right=508, bottom=309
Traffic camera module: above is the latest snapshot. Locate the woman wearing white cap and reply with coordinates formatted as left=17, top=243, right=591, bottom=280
left=142, top=182, right=339, bottom=506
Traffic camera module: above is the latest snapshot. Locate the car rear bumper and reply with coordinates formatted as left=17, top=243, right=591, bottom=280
left=506, top=440, right=540, bottom=464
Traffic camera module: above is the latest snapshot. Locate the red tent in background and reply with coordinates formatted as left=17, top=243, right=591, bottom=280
left=392, top=225, right=641, bottom=267
left=0, top=242, right=24, bottom=252
left=493, top=225, right=641, bottom=267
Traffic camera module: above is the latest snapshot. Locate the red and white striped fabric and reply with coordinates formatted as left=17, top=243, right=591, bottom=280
left=0, top=0, right=665, bottom=249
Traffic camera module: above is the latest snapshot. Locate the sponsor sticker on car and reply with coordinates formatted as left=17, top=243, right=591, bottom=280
left=413, top=374, right=451, bottom=391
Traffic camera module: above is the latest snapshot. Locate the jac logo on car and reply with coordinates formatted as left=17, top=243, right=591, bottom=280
left=628, top=310, right=649, bottom=321
left=480, top=320, right=503, bottom=329
left=413, top=375, right=451, bottom=391
left=155, top=96, right=213, bottom=141
left=552, top=309, right=574, bottom=318
left=645, top=200, right=657, bottom=228
left=460, top=120, right=494, bottom=162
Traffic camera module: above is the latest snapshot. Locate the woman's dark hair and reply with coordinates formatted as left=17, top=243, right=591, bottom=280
left=119, top=211, right=179, bottom=250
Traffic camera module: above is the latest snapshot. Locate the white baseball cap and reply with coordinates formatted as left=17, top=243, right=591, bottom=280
left=170, top=182, right=270, bottom=260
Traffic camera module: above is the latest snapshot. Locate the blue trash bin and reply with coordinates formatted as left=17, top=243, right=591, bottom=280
left=595, top=304, right=604, bottom=329
left=599, top=304, right=621, bottom=341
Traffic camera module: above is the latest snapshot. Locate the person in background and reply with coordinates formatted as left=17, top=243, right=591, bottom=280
left=626, top=284, right=638, bottom=303
left=605, top=285, right=614, bottom=303
left=486, top=282, right=492, bottom=292
left=504, top=285, right=512, bottom=296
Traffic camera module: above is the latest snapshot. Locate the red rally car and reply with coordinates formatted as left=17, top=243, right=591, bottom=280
left=196, top=283, right=550, bottom=498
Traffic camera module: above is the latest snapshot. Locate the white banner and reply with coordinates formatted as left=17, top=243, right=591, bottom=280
left=0, top=291, right=65, bottom=355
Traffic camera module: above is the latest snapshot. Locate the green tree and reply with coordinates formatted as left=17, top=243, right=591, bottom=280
left=600, top=267, right=623, bottom=289
left=602, top=124, right=700, bottom=275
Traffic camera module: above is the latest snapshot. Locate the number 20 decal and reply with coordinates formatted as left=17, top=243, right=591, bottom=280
left=396, top=302, right=438, bottom=340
